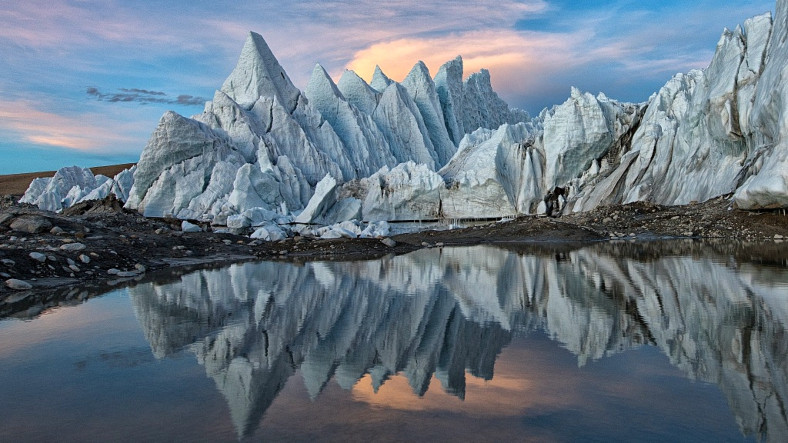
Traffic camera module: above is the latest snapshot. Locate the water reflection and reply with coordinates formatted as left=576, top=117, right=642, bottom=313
left=128, top=243, right=788, bottom=440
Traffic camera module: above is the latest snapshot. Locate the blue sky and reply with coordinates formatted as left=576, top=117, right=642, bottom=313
left=0, top=0, right=776, bottom=174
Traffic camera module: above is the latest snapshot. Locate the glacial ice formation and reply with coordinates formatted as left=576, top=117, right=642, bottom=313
left=120, top=30, right=529, bottom=225
left=20, top=165, right=135, bottom=212
left=22, top=1, right=788, bottom=229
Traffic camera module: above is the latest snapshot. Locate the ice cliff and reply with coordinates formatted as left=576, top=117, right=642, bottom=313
left=22, top=1, right=788, bottom=224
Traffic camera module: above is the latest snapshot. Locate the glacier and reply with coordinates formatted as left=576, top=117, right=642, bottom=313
left=19, top=165, right=135, bottom=213
left=21, top=0, right=788, bottom=233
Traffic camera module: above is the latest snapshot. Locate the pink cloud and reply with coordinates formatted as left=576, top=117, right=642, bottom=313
left=0, top=99, right=138, bottom=152
left=342, top=29, right=595, bottom=104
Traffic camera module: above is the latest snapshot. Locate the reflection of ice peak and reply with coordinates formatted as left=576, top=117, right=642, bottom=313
left=128, top=243, right=788, bottom=441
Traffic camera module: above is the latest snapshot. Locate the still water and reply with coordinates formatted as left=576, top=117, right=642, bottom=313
left=1, top=241, right=786, bottom=442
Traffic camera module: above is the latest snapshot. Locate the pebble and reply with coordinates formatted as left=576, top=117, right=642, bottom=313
left=0, top=272, right=9, bottom=278
left=5, top=278, right=32, bottom=290
left=47, top=255, right=57, bottom=262
left=222, top=240, right=233, bottom=245
left=107, top=268, right=121, bottom=275
left=381, top=238, right=397, bottom=247
left=29, top=252, right=47, bottom=263
left=775, top=234, right=785, bottom=240
left=172, top=245, right=186, bottom=251
left=2, top=258, right=16, bottom=267
left=115, top=271, right=140, bottom=278
left=60, top=242, right=86, bottom=251
left=79, top=254, right=91, bottom=264
left=69, top=265, right=80, bottom=273
left=50, top=226, right=65, bottom=235
left=134, top=264, right=146, bottom=272
left=67, top=258, right=76, bottom=266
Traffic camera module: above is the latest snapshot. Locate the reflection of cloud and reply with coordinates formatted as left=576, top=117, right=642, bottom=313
left=350, top=344, right=580, bottom=415
left=86, top=87, right=206, bottom=106
left=0, top=100, right=138, bottom=151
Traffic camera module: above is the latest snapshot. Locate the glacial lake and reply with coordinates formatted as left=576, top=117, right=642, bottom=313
left=1, top=241, right=786, bottom=442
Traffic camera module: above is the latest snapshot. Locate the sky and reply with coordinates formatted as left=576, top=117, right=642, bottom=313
left=0, top=0, right=777, bottom=175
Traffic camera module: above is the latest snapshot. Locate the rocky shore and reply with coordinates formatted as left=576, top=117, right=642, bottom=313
left=1, top=193, right=786, bottom=310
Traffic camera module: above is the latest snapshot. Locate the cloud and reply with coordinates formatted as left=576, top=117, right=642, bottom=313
left=0, top=99, right=140, bottom=152
left=86, top=87, right=207, bottom=106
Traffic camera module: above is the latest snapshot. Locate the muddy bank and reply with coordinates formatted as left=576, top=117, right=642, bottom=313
left=1, top=195, right=786, bottom=318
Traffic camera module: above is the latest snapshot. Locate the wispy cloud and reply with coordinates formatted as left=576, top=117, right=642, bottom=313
left=0, top=0, right=777, bottom=172
left=0, top=99, right=140, bottom=152
left=86, top=87, right=207, bottom=106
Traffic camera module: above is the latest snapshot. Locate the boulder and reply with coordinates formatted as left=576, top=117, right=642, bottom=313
left=10, top=216, right=52, bottom=234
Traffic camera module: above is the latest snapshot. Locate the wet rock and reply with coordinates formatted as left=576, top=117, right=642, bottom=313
left=10, top=216, right=52, bottom=234
left=60, top=243, right=86, bottom=251
left=29, top=252, right=47, bottom=263
left=381, top=238, right=397, bottom=247
left=115, top=271, right=140, bottom=278
left=50, top=226, right=65, bottom=235
left=134, top=264, right=146, bottom=273
left=0, top=212, right=16, bottom=225
left=5, top=278, right=32, bottom=290
left=2, top=258, right=15, bottom=267
left=79, top=254, right=91, bottom=264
